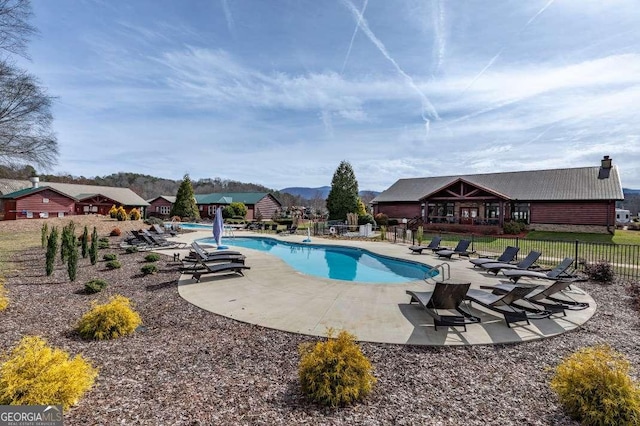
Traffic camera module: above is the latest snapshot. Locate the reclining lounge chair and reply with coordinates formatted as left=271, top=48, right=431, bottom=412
left=152, top=223, right=177, bottom=236
left=469, top=246, right=519, bottom=268
left=487, top=280, right=590, bottom=316
left=479, top=250, right=541, bottom=275
left=464, top=285, right=552, bottom=327
left=187, top=241, right=243, bottom=261
left=434, top=240, right=472, bottom=259
left=501, top=257, right=575, bottom=283
left=408, top=236, right=442, bottom=254
left=406, top=282, right=481, bottom=331
left=191, top=261, right=251, bottom=282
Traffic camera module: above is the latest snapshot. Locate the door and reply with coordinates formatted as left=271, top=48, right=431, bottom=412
left=460, top=208, right=478, bottom=225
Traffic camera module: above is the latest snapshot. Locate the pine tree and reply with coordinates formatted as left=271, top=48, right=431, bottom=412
left=81, top=226, right=89, bottom=258
left=45, top=227, right=58, bottom=276
left=170, top=174, right=200, bottom=220
left=326, top=161, right=359, bottom=221
left=89, top=227, right=98, bottom=265
left=67, top=234, right=78, bottom=281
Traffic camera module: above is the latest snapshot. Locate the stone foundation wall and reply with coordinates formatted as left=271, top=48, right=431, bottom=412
left=529, top=223, right=611, bottom=234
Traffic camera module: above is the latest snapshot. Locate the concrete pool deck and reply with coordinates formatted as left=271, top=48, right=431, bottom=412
left=170, top=230, right=595, bottom=346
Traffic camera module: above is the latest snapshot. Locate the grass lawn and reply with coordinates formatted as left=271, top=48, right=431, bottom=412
left=0, top=230, right=40, bottom=276
left=525, top=229, right=640, bottom=245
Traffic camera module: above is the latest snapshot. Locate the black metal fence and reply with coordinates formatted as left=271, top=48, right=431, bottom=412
left=312, top=223, right=640, bottom=280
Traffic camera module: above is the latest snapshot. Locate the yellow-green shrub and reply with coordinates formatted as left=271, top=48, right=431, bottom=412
left=0, top=336, right=97, bottom=410
left=298, top=330, right=376, bottom=406
left=129, top=208, right=141, bottom=221
left=550, top=345, right=640, bottom=425
left=77, top=295, right=142, bottom=340
left=108, top=205, right=117, bottom=219
left=115, top=206, right=128, bottom=221
left=0, top=280, right=8, bottom=311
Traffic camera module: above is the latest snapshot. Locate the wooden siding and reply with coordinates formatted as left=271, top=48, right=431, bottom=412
left=12, top=190, right=75, bottom=220
left=530, top=201, right=614, bottom=226
left=253, top=195, right=281, bottom=221
left=373, top=202, right=421, bottom=219
left=148, top=198, right=173, bottom=218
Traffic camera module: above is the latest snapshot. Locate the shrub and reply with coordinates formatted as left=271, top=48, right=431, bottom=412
left=388, top=219, right=399, bottom=226
left=298, top=330, right=376, bottom=407
left=67, top=234, right=78, bottom=282
left=379, top=225, right=386, bottom=241
left=374, top=213, right=388, bottom=226
left=0, top=336, right=98, bottom=409
left=77, top=296, right=142, bottom=340
left=97, top=240, right=110, bottom=250
left=222, top=205, right=235, bottom=219
left=550, top=345, right=640, bottom=425
left=0, top=281, right=8, bottom=311
left=144, top=216, right=164, bottom=225
left=115, top=206, right=128, bottom=221
left=503, top=220, right=526, bottom=235
left=584, top=260, right=615, bottom=282
left=129, top=208, right=141, bottom=221
left=84, top=279, right=108, bottom=294
left=81, top=226, right=89, bottom=259
left=41, top=222, right=48, bottom=248
left=628, top=222, right=640, bottom=231
left=229, top=202, right=247, bottom=218
left=89, top=227, right=98, bottom=265
left=110, top=227, right=121, bottom=237
left=103, top=253, right=117, bottom=261
left=171, top=216, right=181, bottom=222
left=108, top=205, right=118, bottom=219
left=358, top=214, right=374, bottom=225
left=105, top=260, right=121, bottom=270
left=626, top=281, right=640, bottom=311
left=144, top=253, right=160, bottom=262
left=141, top=264, right=158, bottom=276
left=125, top=246, right=138, bottom=254
left=45, top=227, right=59, bottom=276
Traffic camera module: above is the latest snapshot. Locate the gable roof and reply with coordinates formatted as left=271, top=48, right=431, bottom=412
left=195, top=192, right=276, bottom=205
left=372, top=166, right=624, bottom=203
left=0, top=179, right=149, bottom=206
left=147, top=195, right=176, bottom=204
left=0, top=185, right=77, bottom=200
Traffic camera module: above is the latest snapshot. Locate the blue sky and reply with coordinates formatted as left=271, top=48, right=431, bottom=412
left=21, top=0, right=640, bottom=191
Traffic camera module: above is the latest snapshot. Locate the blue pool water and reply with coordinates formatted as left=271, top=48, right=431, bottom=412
left=172, top=222, right=213, bottom=230
left=198, top=236, right=433, bottom=283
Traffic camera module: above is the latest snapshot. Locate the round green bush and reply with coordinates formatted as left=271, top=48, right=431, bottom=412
left=97, top=241, right=109, bottom=250
left=103, top=253, right=117, bottom=261
left=584, top=260, right=615, bottom=282
left=84, top=279, right=108, bottom=294
left=141, top=264, right=158, bottom=276
left=125, top=246, right=138, bottom=254
left=144, top=253, right=160, bottom=262
left=298, top=330, right=376, bottom=406
left=105, top=260, right=121, bottom=270
left=77, top=296, right=142, bottom=340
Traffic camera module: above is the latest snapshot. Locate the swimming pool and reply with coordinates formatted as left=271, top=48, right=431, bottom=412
left=198, top=236, right=433, bottom=283
left=172, top=222, right=213, bottom=230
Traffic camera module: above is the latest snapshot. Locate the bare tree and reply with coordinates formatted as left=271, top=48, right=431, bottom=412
left=0, top=0, right=58, bottom=170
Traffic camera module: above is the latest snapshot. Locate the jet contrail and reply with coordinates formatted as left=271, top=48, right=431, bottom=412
left=462, top=0, right=556, bottom=93
left=433, top=0, right=446, bottom=74
left=341, top=0, right=369, bottom=74
left=221, top=0, right=235, bottom=36
left=341, top=0, right=440, bottom=124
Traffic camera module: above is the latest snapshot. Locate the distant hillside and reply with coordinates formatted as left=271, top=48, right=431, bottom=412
left=623, top=188, right=640, bottom=195
left=281, top=186, right=380, bottom=200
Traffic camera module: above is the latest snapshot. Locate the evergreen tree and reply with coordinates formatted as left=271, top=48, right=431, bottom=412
left=81, top=226, right=89, bottom=258
left=89, top=227, right=98, bottom=265
left=67, top=234, right=78, bottom=281
left=40, top=222, right=48, bottom=248
left=326, top=161, right=359, bottom=221
left=45, top=227, right=58, bottom=276
left=170, top=174, right=200, bottom=219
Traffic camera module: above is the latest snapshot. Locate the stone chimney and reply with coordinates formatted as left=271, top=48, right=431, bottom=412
left=29, top=176, right=39, bottom=188
left=601, top=155, right=612, bottom=169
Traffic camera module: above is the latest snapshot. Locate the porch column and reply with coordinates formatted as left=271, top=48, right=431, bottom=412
left=499, top=201, right=504, bottom=227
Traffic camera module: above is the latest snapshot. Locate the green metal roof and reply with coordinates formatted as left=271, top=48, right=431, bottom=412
left=195, top=192, right=272, bottom=205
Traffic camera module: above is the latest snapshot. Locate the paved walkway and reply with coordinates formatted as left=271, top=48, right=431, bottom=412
left=171, top=231, right=595, bottom=346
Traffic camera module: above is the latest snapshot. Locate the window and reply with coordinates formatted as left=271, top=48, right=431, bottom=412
left=427, top=202, right=455, bottom=223
left=42, top=198, right=49, bottom=203
left=511, top=202, right=530, bottom=224
left=159, top=206, right=170, bottom=215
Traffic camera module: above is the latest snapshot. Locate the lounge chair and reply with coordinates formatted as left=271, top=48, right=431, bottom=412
left=143, top=231, right=187, bottom=249
left=434, top=239, right=472, bottom=259
left=479, top=250, right=541, bottom=275
left=501, top=257, right=575, bottom=283
left=469, top=246, right=519, bottom=268
left=183, top=242, right=245, bottom=265
left=406, top=282, right=481, bottom=331
left=487, top=280, right=589, bottom=316
left=464, top=285, right=552, bottom=327
left=277, top=225, right=298, bottom=235
left=152, top=223, right=177, bottom=236
left=191, top=261, right=251, bottom=282
left=408, top=236, right=442, bottom=254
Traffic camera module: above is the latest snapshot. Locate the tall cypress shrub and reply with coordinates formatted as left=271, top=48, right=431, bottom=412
left=89, top=227, right=98, bottom=265
left=45, top=227, right=58, bottom=276
left=60, top=226, right=69, bottom=263
left=67, top=234, right=78, bottom=282
left=41, top=223, right=48, bottom=248
left=81, top=226, right=89, bottom=259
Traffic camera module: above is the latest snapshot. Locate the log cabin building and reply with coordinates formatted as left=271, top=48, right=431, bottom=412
left=0, top=177, right=149, bottom=220
left=371, top=156, right=624, bottom=234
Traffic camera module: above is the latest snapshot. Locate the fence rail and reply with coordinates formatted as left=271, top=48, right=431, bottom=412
left=312, top=223, right=640, bottom=280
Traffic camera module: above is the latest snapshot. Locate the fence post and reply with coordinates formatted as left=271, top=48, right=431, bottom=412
left=574, top=240, right=579, bottom=269
left=471, top=234, right=475, bottom=252
left=412, top=232, right=415, bottom=246
left=394, top=226, right=397, bottom=243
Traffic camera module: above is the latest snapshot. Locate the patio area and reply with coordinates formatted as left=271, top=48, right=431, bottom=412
left=172, top=231, right=595, bottom=346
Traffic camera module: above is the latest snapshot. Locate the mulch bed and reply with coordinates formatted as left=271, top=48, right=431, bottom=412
left=1, top=223, right=639, bottom=425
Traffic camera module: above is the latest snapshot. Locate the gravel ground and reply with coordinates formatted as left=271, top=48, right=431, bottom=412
left=0, top=217, right=639, bottom=425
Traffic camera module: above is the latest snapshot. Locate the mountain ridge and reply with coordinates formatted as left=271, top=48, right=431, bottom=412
left=280, top=186, right=380, bottom=199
